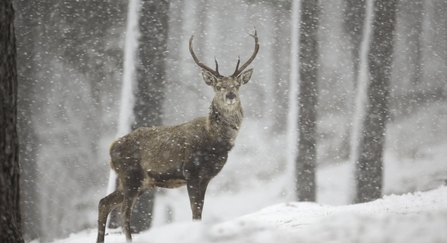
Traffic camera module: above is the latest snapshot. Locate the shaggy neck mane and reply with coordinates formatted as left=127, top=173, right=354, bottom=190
left=208, top=99, right=244, bottom=133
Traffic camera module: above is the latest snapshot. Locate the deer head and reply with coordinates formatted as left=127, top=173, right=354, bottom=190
left=189, top=29, right=259, bottom=109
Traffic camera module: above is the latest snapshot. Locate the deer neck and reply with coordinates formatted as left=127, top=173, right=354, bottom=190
left=207, top=99, right=244, bottom=145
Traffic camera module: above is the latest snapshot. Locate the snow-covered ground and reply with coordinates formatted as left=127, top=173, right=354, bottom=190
left=53, top=185, right=447, bottom=243
left=49, top=119, right=447, bottom=243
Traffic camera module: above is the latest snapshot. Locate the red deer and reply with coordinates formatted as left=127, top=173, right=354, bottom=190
left=97, top=29, right=259, bottom=243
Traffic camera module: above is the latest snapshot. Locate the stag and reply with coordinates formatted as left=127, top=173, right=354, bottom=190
left=97, top=29, right=259, bottom=243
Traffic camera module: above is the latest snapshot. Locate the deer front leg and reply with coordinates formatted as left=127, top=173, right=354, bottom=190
left=121, top=192, right=139, bottom=242
left=186, top=177, right=210, bottom=220
left=97, top=189, right=124, bottom=243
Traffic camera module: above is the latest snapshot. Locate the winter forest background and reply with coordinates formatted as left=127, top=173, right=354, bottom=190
left=11, top=0, right=447, bottom=242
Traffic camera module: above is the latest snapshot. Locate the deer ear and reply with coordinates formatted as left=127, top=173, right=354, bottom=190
left=201, top=70, right=217, bottom=86
left=238, top=68, right=253, bottom=85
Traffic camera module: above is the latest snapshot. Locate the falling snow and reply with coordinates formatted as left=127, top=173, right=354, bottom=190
left=11, top=0, right=447, bottom=242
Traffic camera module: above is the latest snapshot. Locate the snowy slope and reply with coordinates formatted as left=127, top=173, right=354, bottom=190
left=53, top=186, right=447, bottom=243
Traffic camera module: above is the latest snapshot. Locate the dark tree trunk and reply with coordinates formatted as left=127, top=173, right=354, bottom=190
left=13, top=0, right=41, bottom=240
left=133, top=0, right=168, bottom=129
left=109, top=0, right=169, bottom=232
left=296, top=0, right=319, bottom=202
left=0, top=1, right=24, bottom=242
left=130, top=0, right=169, bottom=232
left=354, top=0, right=397, bottom=203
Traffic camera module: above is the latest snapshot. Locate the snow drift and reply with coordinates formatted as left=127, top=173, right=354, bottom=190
left=53, top=186, right=447, bottom=243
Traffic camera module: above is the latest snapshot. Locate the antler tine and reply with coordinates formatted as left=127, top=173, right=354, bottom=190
left=233, top=56, right=241, bottom=75
left=189, top=35, right=222, bottom=77
left=231, top=27, right=260, bottom=77
left=214, top=57, right=219, bottom=75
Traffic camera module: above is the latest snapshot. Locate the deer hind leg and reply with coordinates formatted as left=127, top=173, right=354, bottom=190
left=121, top=168, right=146, bottom=242
left=97, top=189, right=124, bottom=243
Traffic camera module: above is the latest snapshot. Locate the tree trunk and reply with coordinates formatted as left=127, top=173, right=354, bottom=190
left=296, top=0, right=319, bottom=202
left=354, top=0, right=397, bottom=203
left=407, top=0, right=424, bottom=86
left=109, top=0, right=169, bottom=232
left=130, top=0, right=169, bottom=231
left=13, top=0, right=41, bottom=240
left=343, top=0, right=366, bottom=87
left=272, top=3, right=292, bottom=134
left=341, top=0, right=366, bottom=162
left=0, top=1, right=24, bottom=242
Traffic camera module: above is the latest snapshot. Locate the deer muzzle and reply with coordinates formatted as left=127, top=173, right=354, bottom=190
left=226, top=92, right=236, bottom=100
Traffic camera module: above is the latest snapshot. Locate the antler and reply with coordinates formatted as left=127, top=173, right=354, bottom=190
left=189, top=35, right=222, bottom=78
left=189, top=28, right=259, bottom=78
left=231, top=28, right=260, bottom=77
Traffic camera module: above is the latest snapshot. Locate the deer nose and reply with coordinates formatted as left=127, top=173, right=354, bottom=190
left=226, top=92, right=236, bottom=100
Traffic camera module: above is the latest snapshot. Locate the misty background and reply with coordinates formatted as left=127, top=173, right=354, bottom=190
left=12, top=0, right=447, bottom=241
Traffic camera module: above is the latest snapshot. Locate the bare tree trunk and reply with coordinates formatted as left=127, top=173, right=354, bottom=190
left=130, top=0, right=169, bottom=232
left=407, top=0, right=424, bottom=86
left=296, top=0, right=319, bottom=202
left=13, top=0, right=41, bottom=240
left=0, top=1, right=24, bottom=242
left=341, top=0, right=366, bottom=161
left=354, top=0, right=397, bottom=203
left=343, top=0, right=366, bottom=88
left=109, top=0, right=169, bottom=232
left=272, top=3, right=292, bottom=134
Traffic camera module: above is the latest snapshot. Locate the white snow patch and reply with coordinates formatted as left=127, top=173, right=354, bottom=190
left=53, top=186, right=447, bottom=243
